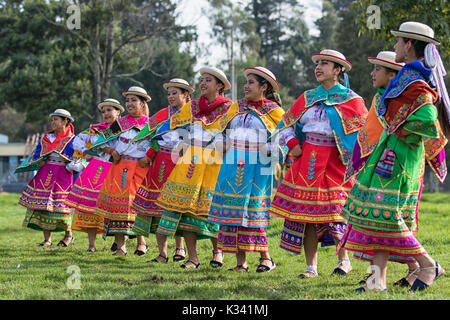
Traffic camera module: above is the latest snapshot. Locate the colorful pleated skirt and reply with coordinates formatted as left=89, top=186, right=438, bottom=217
left=340, top=130, right=427, bottom=260
left=156, top=145, right=222, bottom=216
left=270, top=136, right=352, bottom=223
left=95, top=157, right=148, bottom=236
left=269, top=135, right=352, bottom=253
left=66, top=158, right=111, bottom=234
left=157, top=210, right=219, bottom=240
left=209, top=142, right=273, bottom=252
left=20, top=162, right=73, bottom=231
left=155, top=145, right=222, bottom=238
left=209, top=145, right=272, bottom=228
left=131, top=148, right=178, bottom=236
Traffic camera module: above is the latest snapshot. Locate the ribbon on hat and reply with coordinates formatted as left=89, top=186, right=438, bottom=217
left=343, top=73, right=350, bottom=89
left=425, top=43, right=450, bottom=124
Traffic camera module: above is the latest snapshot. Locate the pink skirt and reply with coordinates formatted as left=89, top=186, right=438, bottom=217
left=19, top=162, right=73, bottom=214
left=66, top=158, right=112, bottom=214
left=218, top=225, right=268, bottom=253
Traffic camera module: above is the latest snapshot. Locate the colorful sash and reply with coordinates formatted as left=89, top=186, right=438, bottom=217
left=275, top=84, right=367, bottom=165
left=346, top=61, right=447, bottom=182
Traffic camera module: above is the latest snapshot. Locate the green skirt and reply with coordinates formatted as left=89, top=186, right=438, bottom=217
left=157, top=210, right=219, bottom=239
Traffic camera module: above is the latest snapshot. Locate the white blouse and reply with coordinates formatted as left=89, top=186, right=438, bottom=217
left=107, top=128, right=150, bottom=158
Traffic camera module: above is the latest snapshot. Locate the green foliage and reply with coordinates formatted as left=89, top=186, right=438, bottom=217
left=0, top=192, right=449, bottom=300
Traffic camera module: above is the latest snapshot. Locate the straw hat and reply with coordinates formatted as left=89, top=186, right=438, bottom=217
left=49, top=108, right=74, bottom=122
left=199, top=67, right=231, bottom=91
left=163, top=78, right=195, bottom=93
left=97, top=98, right=125, bottom=113
left=311, top=49, right=352, bottom=72
left=391, top=21, right=440, bottom=45
left=122, top=86, right=151, bottom=102
left=368, top=51, right=405, bottom=71
left=243, top=66, right=280, bottom=92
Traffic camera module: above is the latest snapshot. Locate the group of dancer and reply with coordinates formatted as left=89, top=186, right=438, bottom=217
left=16, top=21, right=448, bottom=292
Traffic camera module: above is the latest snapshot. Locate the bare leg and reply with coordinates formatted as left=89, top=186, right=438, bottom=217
left=414, top=253, right=445, bottom=286
left=182, top=231, right=199, bottom=267
left=210, top=237, right=223, bottom=266
left=87, top=228, right=97, bottom=251
left=304, top=223, right=318, bottom=267
left=41, top=230, right=52, bottom=246
left=136, top=235, right=147, bottom=253
left=114, top=234, right=127, bottom=255
left=234, top=251, right=247, bottom=271
left=365, top=251, right=388, bottom=290
left=153, top=232, right=169, bottom=262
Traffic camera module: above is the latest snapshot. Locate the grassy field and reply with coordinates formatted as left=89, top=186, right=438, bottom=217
left=0, top=192, right=448, bottom=301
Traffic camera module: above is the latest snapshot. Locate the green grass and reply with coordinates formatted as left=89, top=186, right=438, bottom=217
left=0, top=192, right=448, bottom=300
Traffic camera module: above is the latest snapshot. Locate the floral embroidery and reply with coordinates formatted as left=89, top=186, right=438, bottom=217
left=121, top=168, right=128, bottom=189
left=235, top=160, right=245, bottom=187
left=306, top=151, right=317, bottom=180
left=186, top=156, right=197, bottom=179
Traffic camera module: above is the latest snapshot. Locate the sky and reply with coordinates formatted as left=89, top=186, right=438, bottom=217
left=175, top=0, right=322, bottom=70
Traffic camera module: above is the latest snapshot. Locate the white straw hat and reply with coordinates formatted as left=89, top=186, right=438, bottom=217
left=163, top=78, right=195, bottom=93
left=97, top=98, right=125, bottom=113
left=122, top=86, right=151, bottom=102
left=311, top=49, right=352, bottom=72
left=243, top=66, right=280, bottom=92
left=368, top=51, right=405, bottom=71
left=49, top=108, right=74, bottom=122
left=391, top=21, right=440, bottom=45
left=199, top=67, right=231, bottom=91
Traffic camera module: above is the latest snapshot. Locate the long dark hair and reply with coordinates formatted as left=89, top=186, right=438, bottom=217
left=252, top=73, right=283, bottom=107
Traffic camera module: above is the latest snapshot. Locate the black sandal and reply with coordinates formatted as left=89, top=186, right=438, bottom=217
left=38, top=240, right=52, bottom=247
left=173, top=248, right=186, bottom=262
left=256, top=258, right=276, bottom=273
left=150, top=255, right=169, bottom=263
left=181, top=260, right=200, bottom=269
left=228, top=265, right=249, bottom=272
left=110, top=242, right=118, bottom=252
left=134, top=244, right=149, bottom=256
left=210, top=250, right=223, bottom=268
left=57, top=236, right=74, bottom=247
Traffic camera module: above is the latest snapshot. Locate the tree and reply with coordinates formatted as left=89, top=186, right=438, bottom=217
left=0, top=0, right=197, bottom=137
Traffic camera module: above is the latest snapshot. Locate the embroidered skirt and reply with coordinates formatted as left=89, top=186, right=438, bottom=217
left=156, top=145, right=222, bottom=216
left=156, top=210, right=219, bottom=240
left=66, top=158, right=111, bottom=234
left=280, top=219, right=346, bottom=254
left=95, top=157, right=148, bottom=236
left=20, top=162, right=73, bottom=231
left=270, top=136, right=352, bottom=223
left=218, top=225, right=268, bottom=253
left=340, top=130, right=427, bottom=258
left=131, top=148, right=178, bottom=236
left=209, top=144, right=272, bottom=228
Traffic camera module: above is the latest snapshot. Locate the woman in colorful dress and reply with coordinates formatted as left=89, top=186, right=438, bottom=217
left=131, top=78, right=195, bottom=262
left=17, top=109, right=77, bottom=247
left=65, top=98, right=124, bottom=252
left=352, top=51, right=423, bottom=287
left=209, top=67, right=284, bottom=272
left=156, top=67, right=239, bottom=269
left=269, top=50, right=368, bottom=278
left=87, top=86, right=151, bottom=256
left=341, top=22, right=448, bottom=292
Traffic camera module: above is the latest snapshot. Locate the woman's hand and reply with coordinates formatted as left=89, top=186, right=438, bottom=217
left=288, top=144, right=302, bottom=159
left=396, top=127, right=420, bottom=150
left=138, top=157, right=150, bottom=168
left=37, top=160, right=46, bottom=167
left=111, top=150, right=121, bottom=164
left=85, top=154, right=93, bottom=161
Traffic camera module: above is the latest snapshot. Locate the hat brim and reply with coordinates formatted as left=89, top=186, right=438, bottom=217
left=243, top=68, right=280, bottom=92
left=368, top=57, right=404, bottom=71
left=97, top=102, right=125, bottom=113
left=163, top=82, right=195, bottom=94
left=391, top=30, right=440, bottom=45
left=311, top=54, right=352, bottom=72
left=49, top=113, right=74, bottom=122
left=122, top=91, right=151, bottom=102
left=199, top=68, right=231, bottom=91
